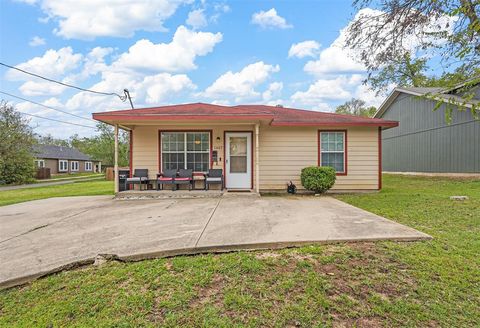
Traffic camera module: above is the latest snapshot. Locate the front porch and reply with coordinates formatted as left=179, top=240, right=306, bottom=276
left=112, top=121, right=262, bottom=194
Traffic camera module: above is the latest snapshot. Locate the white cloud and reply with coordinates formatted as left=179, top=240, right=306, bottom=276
left=262, top=82, right=283, bottom=101
left=6, top=47, right=83, bottom=80
left=19, top=81, right=67, bottom=96
left=65, top=69, right=197, bottom=112
left=210, top=3, right=231, bottom=23
left=202, top=61, right=280, bottom=102
left=114, top=26, right=222, bottom=72
left=354, top=83, right=394, bottom=107
left=291, top=76, right=355, bottom=107
left=67, top=47, right=114, bottom=83
left=135, top=73, right=196, bottom=104
left=288, top=41, right=320, bottom=58
left=186, top=9, right=207, bottom=29
left=304, top=8, right=456, bottom=76
left=21, top=0, right=192, bottom=40
left=303, top=30, right=365, bottom=76
left=29, top=36, right=45, bottom=46
left=251, top=8, right=292, bottom=29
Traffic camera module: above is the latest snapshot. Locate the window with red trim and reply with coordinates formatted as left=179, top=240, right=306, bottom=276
left=161, top=132, right=210, bottom=172
left=319, top=131, right=346, bottom=173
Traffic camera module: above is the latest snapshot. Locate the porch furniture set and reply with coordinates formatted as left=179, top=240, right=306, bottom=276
left=125, top=169, right=224, bottom=191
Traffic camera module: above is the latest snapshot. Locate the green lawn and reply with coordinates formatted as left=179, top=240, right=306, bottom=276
left=0, top=180, right=113, bottom=206
left=42, top=172, right=105, bottom=180
left=0, top=175, right=479, bottom=327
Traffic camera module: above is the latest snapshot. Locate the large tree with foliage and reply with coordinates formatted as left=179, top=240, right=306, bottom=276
left=0, top=101, right=37, bottom=185
left=335, top=98, right=377, bottom=117
left=346, top=0, right=480, bottom=104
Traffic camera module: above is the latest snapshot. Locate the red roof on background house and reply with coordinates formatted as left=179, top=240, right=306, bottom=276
left=93, top=102, right=398, bottom=128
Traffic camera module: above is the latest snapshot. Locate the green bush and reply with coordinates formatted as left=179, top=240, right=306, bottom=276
left=300, top=166, right=336, bottom=193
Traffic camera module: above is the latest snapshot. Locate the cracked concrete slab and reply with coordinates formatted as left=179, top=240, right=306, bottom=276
left=0, top=195, right=430, bottom=289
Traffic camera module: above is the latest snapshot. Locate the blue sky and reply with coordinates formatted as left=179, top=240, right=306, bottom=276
left=0, top=0, right=394, bottom=137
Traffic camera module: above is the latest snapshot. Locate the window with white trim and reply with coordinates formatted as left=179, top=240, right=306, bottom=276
left=161, top=132, right=210, bottom=172
left=70, top=161, right=79, bottom=172
left=85, top=162, right=92, bottom=171
left=319, top=131, right=346, bottom=173
left=59, top=160, right=68, bottom=172
left=35, top=159, right=45, bottom=168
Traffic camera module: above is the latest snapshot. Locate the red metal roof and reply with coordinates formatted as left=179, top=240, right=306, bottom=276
left=93, top=102, right=398, bottom=128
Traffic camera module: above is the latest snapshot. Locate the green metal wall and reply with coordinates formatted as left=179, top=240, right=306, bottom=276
left=380, top=93, right=480, bottom=173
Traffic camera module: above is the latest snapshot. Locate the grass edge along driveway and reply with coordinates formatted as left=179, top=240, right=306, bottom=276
left=0, top=175, right=479, bottom=327
left=0, top=179, right=113, bottom=207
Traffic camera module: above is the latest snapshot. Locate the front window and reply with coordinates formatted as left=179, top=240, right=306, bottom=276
left=35, top=159, right=45, bottom=168
left=59, top=160, right=68, bottom=172
left=319, top=131, right=346, bottom=174
left=85, top=162, right=92, bottom=171
left=70, top=161, right=79, bottom=172
left=161, top=132, right=210, bottom=172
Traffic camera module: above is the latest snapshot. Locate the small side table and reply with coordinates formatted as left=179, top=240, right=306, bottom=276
left=147, top=179, right=157, bottom=190
left=192, top=174, right=205, bottom=190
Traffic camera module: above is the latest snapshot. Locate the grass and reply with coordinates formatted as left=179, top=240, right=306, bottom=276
left=0, top=175, right=479, bottom=327
left=0, top=180, right=113, bottom=206
left=41, top=172, right=105, bottom=181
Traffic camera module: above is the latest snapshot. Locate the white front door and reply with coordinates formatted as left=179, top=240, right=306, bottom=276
left=225, top=132, right=252, bottom=189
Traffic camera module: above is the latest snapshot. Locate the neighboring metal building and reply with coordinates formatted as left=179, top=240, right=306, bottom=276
left=375, top=82, right=480, bottom=173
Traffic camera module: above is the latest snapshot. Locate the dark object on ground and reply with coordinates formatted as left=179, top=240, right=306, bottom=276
left=287, top=181, right=297, bottom=194
left=118, top=169, right=130, bottom=192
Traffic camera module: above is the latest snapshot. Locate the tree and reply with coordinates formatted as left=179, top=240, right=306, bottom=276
left=72, top=123, right=130, bottom=167
left=335, top=98, right=377, bottom=117
left=36, top=134, right=70, bottom=147
left=346, top=0, right=480, bottom=101
left=0, top=101, right=36, bottom=185
left=368, top=53, right=429, bottom=92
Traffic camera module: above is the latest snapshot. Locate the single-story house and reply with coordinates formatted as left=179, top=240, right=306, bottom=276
left=375, top=81, right=480, bottom=174
left=93, top=103, right=398, bottom=193
left=33, top=145, right=102, bottom=174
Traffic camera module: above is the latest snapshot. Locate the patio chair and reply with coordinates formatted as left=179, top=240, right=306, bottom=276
left=174, top=169, right=193, bottom=191
left=157, top=169, right=177, bottom=191
left=125, top=169, right=149, bottom=191
left=204, top=169, right=223, bottom=190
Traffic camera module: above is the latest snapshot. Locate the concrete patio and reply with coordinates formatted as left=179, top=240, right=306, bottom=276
left=0, top=195, right=431, bottom=289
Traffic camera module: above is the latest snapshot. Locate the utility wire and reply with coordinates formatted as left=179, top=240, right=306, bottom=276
left=0, top=62, right=127, bottom=101
left=18, top=111, right=96, bottom=129
left=0, top=90, right=95, bottom=123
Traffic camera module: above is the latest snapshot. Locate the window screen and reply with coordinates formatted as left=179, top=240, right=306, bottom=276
left=320, top=131, right=345, bottom=173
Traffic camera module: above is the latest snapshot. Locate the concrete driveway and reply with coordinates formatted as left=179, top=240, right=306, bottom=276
left=0, top=195, right=430, bottom=289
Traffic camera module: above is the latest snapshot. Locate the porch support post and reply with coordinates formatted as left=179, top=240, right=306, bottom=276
left=114, top=124, right=119, bottom=193
left=255, top=123, right=260, bottom=193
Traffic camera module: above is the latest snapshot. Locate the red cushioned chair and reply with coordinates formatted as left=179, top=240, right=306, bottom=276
left=174, top=169, right=193, bottom=191
left=157, top=169, right=177, bottom=191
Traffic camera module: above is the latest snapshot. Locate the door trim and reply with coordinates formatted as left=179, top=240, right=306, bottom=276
left=223, top=131, right=254, bottom=190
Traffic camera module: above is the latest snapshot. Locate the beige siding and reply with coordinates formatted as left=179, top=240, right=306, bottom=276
left=259, top=125, right=379, bottom=190
left=132, top=124, right=379, bottom=191
left=132, top=125, right=256, bottom=181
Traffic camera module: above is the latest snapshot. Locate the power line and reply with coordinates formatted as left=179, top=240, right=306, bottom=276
left=18, top=111, right=96, bottom=129
left=0, top=90, right=95, bottom=123
left=0, top=62, right=127, bottom=101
